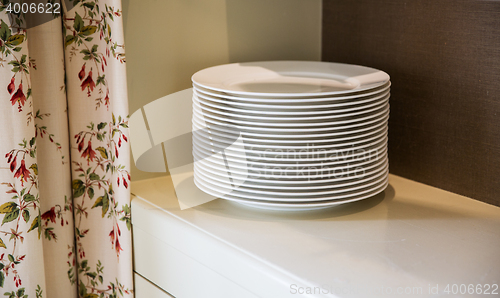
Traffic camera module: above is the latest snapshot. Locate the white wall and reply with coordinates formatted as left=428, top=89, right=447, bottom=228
left=122, top=0, right=322, bottom=180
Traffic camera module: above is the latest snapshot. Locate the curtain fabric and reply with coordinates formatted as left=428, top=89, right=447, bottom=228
left=0, top=1, right=133, bottom=297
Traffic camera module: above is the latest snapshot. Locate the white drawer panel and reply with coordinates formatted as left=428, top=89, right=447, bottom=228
left=133, top=225, right=259, bottom=298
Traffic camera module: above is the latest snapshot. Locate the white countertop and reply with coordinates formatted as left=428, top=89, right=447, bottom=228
left=131, top=174, right=500, bottom=298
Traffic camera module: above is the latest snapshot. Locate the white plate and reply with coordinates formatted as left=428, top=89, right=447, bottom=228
left=193, top=136, right=388, bottom=162
left=193, top=145, right=387, bottom=175
left=193, top=104, right=390, bottom=132
left=193, top=120, right=387, bottom=147
left=193, top=136, right=387, bottom=167
left=193, top=131, right=387, bottom=156
left=194, top=153, right=387, bottom=181
left=192, top=81, right=391, bottom=102
left=194, top=160, right=387, bottom=190
left=194, top=152, right=388, bottom=179
left=194, top=178, right=388, bottom=211
left=194, top=89, right=390, bottom=115
left=194, top=173, right=388, bottom=202
left=194, top=142, right=387, bottom=168
left=195, top=146, right=386, bottom=172
left=192, top=61, right=390, bottom=98
left=195, top=163, right=388, bottom=191
left=193, top=98, right=389, bottom=127
left=194, top=165, right=388, bottom=197
left=192, top=114, right=389, bottom=142
left=193, top=127, right=388, bottom=153
left=194, top=171, right=388, bottom=201
left=195, top=166, right=388, bottom=196
left=193, top=147, right=387, bottom=172
left=193, top=138, right=387, bottom=167
left=194, top=124, right=387, bottom=150
left=194, top=155, right=389, bottom=186
left=228, top=181, right=388, bottom=211
left=194, top=95, right=390, bottom=122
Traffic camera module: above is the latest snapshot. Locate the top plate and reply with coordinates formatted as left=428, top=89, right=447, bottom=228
left=192, top=61, right=390, bottom=98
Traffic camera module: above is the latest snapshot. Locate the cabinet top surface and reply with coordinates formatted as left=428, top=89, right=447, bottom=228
left=131, top=174, right=500, bottom=296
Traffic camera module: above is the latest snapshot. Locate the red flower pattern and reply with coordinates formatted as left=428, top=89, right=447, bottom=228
left=9, top=156, right=17, bottom=172
left=78, top=64, right=86, bottom=81
left=41, top=207, right=57, bottom=224
left=7, top=77, right=15, bottom=94
left=81, top=141, right=96, bottom=164
left=80, top=70, right=96, bottom=96
left=13, top=160, right=30, bottom=185
left=104, top=90, right=110, bottom=107
left=78, top=139, right=85, bottom=152
left=109, top=224, right=123, bottom=255
left=10, top=83, right=26, bottom=111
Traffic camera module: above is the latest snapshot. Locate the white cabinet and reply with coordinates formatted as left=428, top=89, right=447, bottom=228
left=132, top=174, right=500, bottom=298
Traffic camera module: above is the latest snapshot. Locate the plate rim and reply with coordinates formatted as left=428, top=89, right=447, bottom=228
left=194, top=95, right=390, bottom=122
left=194, top=88, right=391, bottom=115
left=193, top=123, right=387, bottom=149
left=192, top=61, right=390, bottom=98
left=194, top=104, right=390, bottom=132
left=194, top=162, right=389, bottom=191
left=194, top=173, right=389, bottom=202
left=194, top=166, right=389, bottom=197
left=192, top=114, right=389, bottom=140
left=193, top=81, right=391, bottom=103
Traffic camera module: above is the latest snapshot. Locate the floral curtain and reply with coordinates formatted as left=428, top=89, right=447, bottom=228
left=0, top=1, right=133, bottom=297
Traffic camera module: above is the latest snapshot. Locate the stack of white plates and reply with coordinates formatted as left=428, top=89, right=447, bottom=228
left=191, top=61, right=390, bottom=211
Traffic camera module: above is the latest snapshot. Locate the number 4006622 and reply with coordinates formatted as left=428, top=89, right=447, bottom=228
left=6, top=2, right=61, bottom=14
left=443, top=284, right=498, bottom=295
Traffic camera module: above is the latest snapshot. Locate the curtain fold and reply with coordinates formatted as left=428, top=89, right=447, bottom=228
left=0, top=1, right=133, bottom=297
left=29, top=13, right=76, bottom=298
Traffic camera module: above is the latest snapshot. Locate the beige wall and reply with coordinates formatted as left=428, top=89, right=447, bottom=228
left=122, top=0, right=322, bottom=181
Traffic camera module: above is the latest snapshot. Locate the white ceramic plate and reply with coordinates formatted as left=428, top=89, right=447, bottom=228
left=194, top=89, right=390, bottom=116
left=193, top=136, right=388, bottom=162
left=193, top=120, right=387, bottom=147
left=229, top=181, right=388, bottom=211
left=192, top=114, right=389, bottom=142
left=194, top=124, right=387, bottom=151
left=194, top=155, right=388, bottom=183
left=193, top=145, right=387, bottom=175
left=194, top=151, right=388, bottom=178
left=194, top=165, right=388, bottom=197
left=194, top=177, right=388, bottom=211
left=194, top=172, right=388, bottom=202
left=193, top=98, right=389, bottom=127
left=193, top=131, right=387, bottom=156
left=193, top=140, right=387, bottom=169
left=193, top=142, right=387, bottom=167
left=192, top=61, right=390, bottom=98
left=194, top=160, right=387, bottom=190
left=194, top=155, right=387, bottom=182
left=193, top=104, right=390, bottom=132
left=194, top=95, right=390, bottom=123
left=192, top=81, right=391, bottom=102
left=193, top=147, right=387, bottom=173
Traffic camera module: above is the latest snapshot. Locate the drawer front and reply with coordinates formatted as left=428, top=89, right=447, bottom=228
left=133, top=225, right=259, bottom=298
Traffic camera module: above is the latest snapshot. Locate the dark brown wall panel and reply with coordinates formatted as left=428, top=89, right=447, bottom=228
left=322, top=0, right=500, bottom=206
